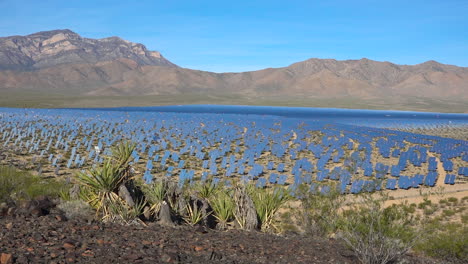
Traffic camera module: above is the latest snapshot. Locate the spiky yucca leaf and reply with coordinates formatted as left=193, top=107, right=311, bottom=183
left=111, top=141, right=136, bottom=166
left=110, top=141, right=136, bottom=180
left=193, top=179, right=221, bottom=200
left=210, top=191, right=235, bottom=229
left=77, top=159, right=127, bottom=216
left=104, top=198, right=146, bottom=225
left=249, top=186, right=290, bottom=231
left=184, top=201, right=207, bottom=226
left=141, top=180, right=168, bottom=216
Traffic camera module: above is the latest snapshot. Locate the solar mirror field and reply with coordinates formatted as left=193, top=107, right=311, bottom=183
left=1, top=106, right=467, bottom=195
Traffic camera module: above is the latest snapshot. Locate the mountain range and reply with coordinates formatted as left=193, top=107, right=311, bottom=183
left=0, top=29, right=467, bottom=110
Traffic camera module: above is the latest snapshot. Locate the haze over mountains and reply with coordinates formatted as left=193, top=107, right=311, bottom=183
left=0, top=29, right=467, bottom=107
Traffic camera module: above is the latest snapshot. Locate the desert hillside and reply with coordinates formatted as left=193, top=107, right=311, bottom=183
left=0, top=30, right=467, bottom=110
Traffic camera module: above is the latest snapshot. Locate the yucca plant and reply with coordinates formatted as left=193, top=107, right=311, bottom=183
left=111, top=141, right=136, bottom=165
left=76, top=141, right=136, bottom=218
left=104, top=198, right=146, bottom=225
left=192, top=179, right=220, bottom=200
left=249, top=186, right=290, bottom=231
left=110, top=141, right=136, bottom=179
left=58, top=188, right=72, bottom=202
left=77, top=159, right=126, bottom=216
left=141, top=179, right=168, bottom=217
left=210, top=191, right=235, bottom=230
left=184, top=201, right=207, bottom=226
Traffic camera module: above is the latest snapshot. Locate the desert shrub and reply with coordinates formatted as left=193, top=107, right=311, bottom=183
left=442, top=209, right=456, bottom=217
left=400, top=202, right=416, bottom=214
left=339, top=193, right=420, bottom=264
left=423, top=206, right=437, bottom=216
left=447, top=197, right=458, bottom=205
left=415, top=223, right=468, bottom=263
left=298, top=183, right=346, bottom=237
left=461, top=214, right=468, bottom=224
left=418, top=199, right=432, bottom=209
left=278, top=210, right=300, bottom=233
left=0, top=165, right=67, bottom=202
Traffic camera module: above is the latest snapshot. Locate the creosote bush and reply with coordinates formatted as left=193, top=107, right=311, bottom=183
left=339, top=193, right=420, bottom=264
left=297, top=183, right=346, bottom=236
left=415, top=220, right=468, bottom=263
left=0, top=165, right=66, bottom=203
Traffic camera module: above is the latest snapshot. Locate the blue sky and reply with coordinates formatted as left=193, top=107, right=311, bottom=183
left=0, top=0, right=466, bottom=72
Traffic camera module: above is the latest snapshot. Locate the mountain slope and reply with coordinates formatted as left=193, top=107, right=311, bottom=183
left=0, top=30, right=467, bottom=108
left=0, top=29, right=176, bottom=70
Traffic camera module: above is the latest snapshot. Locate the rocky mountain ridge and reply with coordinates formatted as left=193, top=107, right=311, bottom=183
left=0, top=30, right=467, bottom=103
left=0, top=29, right=176, bottom=70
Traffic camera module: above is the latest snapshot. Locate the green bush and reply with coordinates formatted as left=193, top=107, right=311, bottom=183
left=442, top=209, right=456, bottom=217
left=298, top=183, right=346, bottom=237
left=418, top=199, right=432, bottom=209
left=339, top=193, right=419, bottom=264
left=105, top=198, right=146, bottom=225
left=0, top=165, right=67, bottom=202
left=447, top=197, right=458, bottom=204
left=415, top=223, right=468, bottom=263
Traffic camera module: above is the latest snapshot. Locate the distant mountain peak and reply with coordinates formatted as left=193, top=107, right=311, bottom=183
left=0, top=29, right=176, bottom=70
left=422, top=60, right=440, bottom=64
left=0, top=30, right=467, bottom=105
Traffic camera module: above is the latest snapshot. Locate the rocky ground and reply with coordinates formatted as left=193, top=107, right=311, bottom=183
left=0, top=196, right=358, bottom=264
left=0, top=197, right=443, bottom=264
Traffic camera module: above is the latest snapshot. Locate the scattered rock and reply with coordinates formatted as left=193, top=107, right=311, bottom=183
left=63, top=242, right=75, bottom=250
left=194, top=246, right=204, bottom=252
left=69, top=184, right=80, bottom=200
left=118, top=184, right=135, bottom=207
left=55, top=214, right=67, bottom=222
left=0, top=253, right=12, bottom=264
left=158, top=201, right=174, bottom=227
left=81, top=250, right=94, bottom=257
